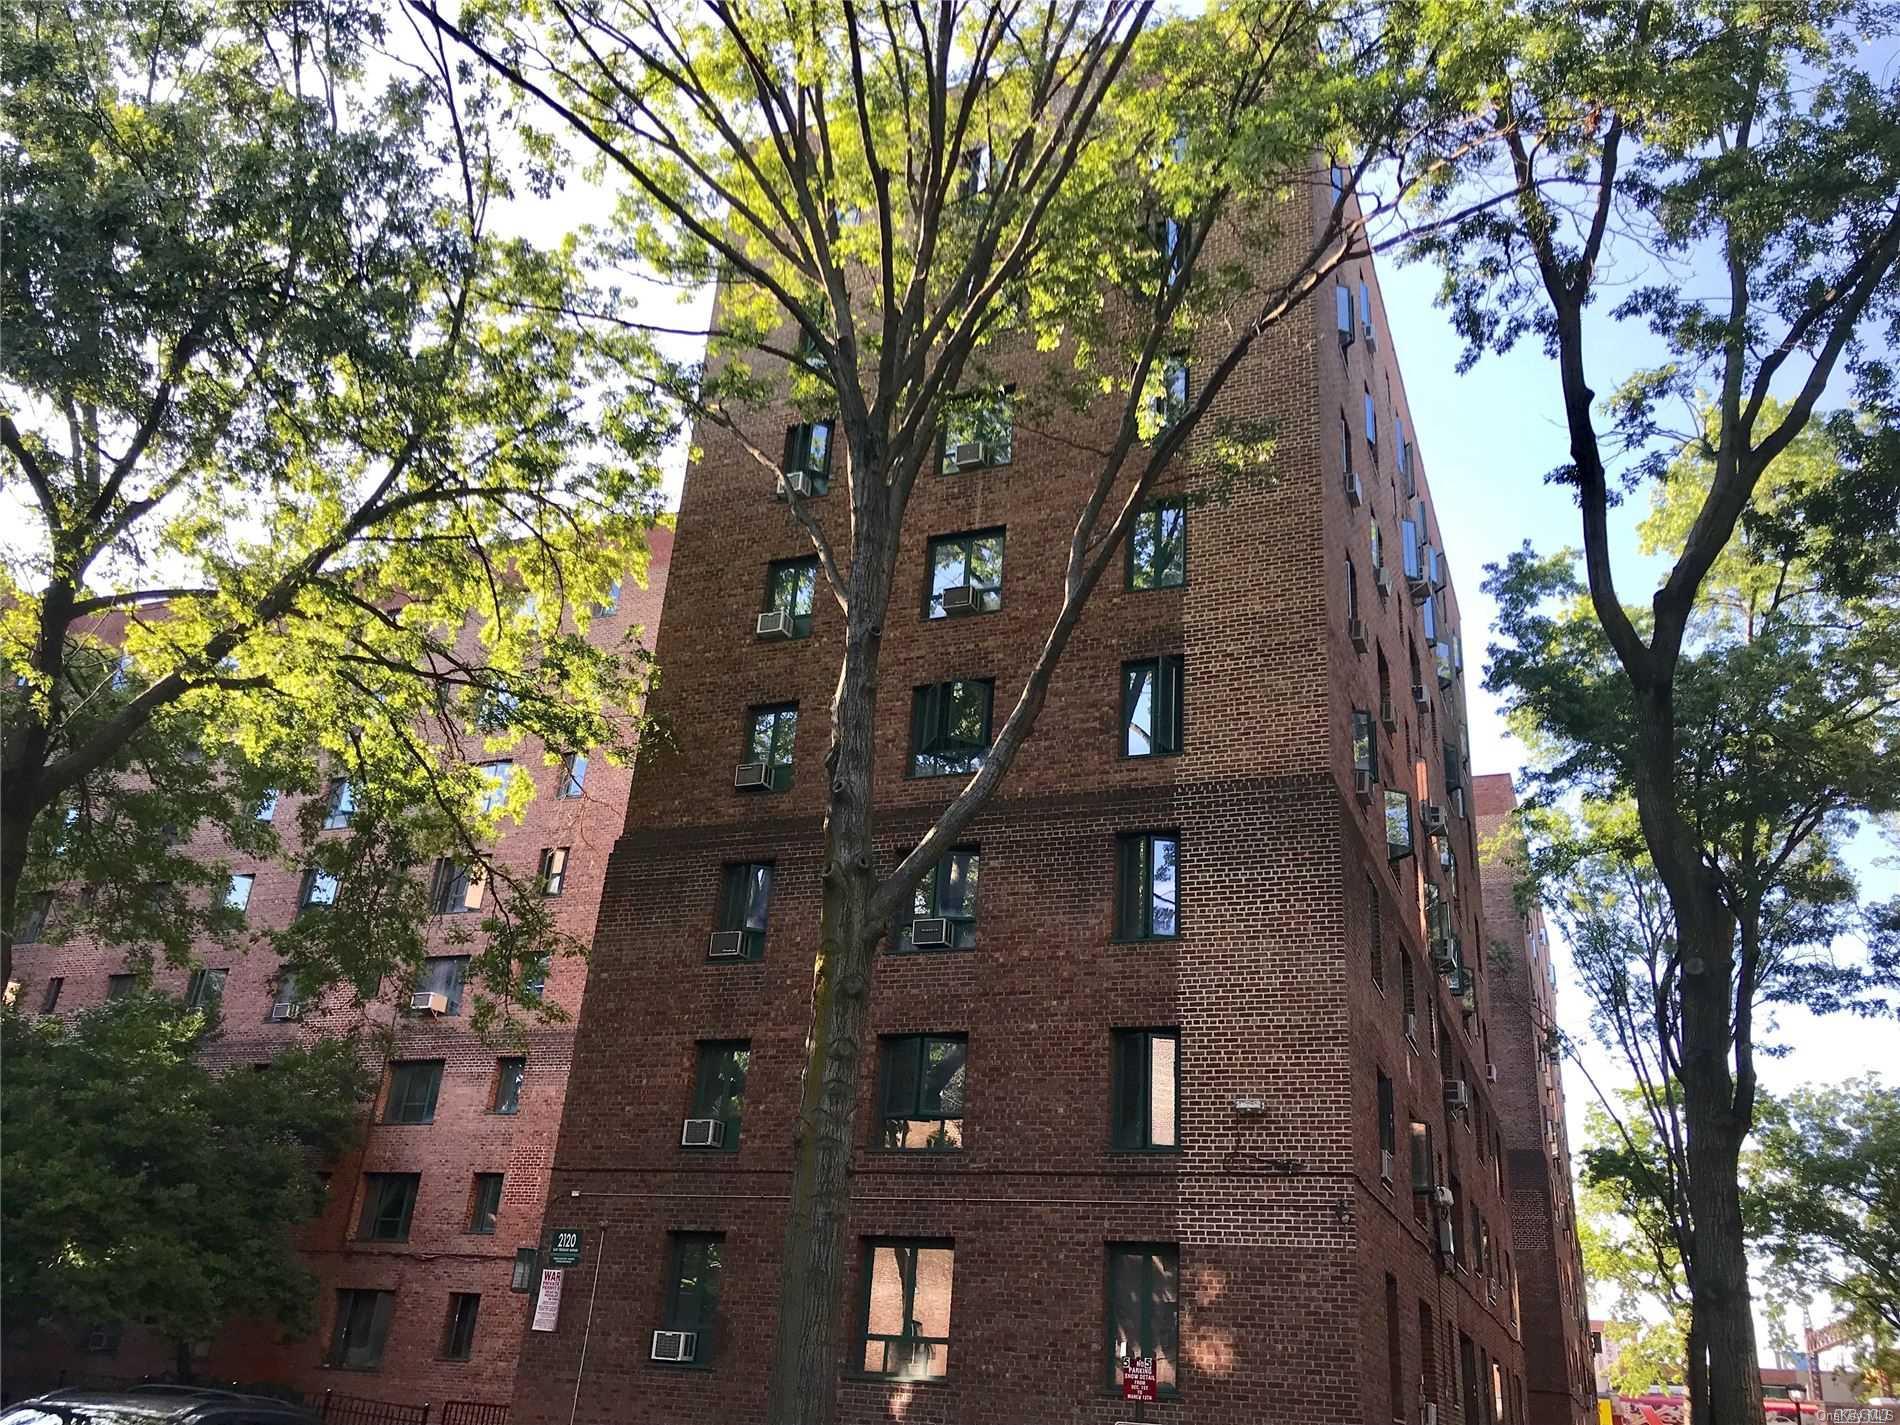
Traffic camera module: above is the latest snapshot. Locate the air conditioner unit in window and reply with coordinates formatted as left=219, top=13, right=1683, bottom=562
left=269, top=1002, right=302, bottom=1022
left=940, top=585, right=977, bottom=614
left=1374, top=566, right=1393, bottom=598
left=1408, top=567, right=1434, bottom=601
left=1459, top=981, right=1478, bottom=1016
left=1445, top=966, right=1472, bottom=996
left=1444, top=1078, right=1472, bottom=1114
left=1404, top=1010, right=1419, bottom=1044
left=1423, top=1403, right=1440, bottom=1425
left=1436, top=1217, right=1456, bottom=1259
left=910, top=917, right=951, bottom=948
left=951, top=441, right=989, bottom=470
left=734, top=761, right=770, bottom=790
left=1411, top=682, right=1430, bottom=711
left=1354, top=767, right=1375, bottom=798
left=409, top=991, right=449, bottom=1015
left=1345, top=470, right=1365, bottom=507
left=680, top=1118, right=725, bottom=1149
left=781, top=471, right=814, bottom=499
left=756, top=609, right=794, bottom=640
left=1421, top=802, right=1448, bottom=834
left=1348, top=618, right=1369, bottom=653
left=1380, top=695, right=1396, bottom=730
left=1433, top=1185, right=1456, bottom=1210
left=651, top=1330, right=698, bottom=1362
left=85, top=1327, right=117, bottom=1353
left=707, top=931, right=746, bottom=959
left=1486, top=1063, right=1499, bottom=1084
left=1380, top=1149, right=1395, bottom=1183
left=1430, top=938, right=1459, bottom=975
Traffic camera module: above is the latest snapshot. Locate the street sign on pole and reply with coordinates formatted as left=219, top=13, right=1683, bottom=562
left=549, top=1228, right=583, bottom=1266
left=531, top=1269, right=564, bottom=1331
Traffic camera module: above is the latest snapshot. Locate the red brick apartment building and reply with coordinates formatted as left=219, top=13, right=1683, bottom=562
left=507, top=179, right=1571, bottom=1425
left=3, top=530, right=670, bottom=1406
left=1473, top=775, right=1598, bottom=1425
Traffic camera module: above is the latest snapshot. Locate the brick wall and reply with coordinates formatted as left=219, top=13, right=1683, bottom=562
left=508, top=175, right=1541, bottom=1425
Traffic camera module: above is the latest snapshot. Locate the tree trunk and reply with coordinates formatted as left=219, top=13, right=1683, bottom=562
left=1, top=785, right=39, bottom=989
left=1687, top=1310, right=1708, bottom=1424
left=174, top=1338, right=197, bottom=1384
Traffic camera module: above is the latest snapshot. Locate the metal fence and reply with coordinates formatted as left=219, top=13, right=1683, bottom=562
left=308, top=1390, right=435, bottom=1425
left=440, top=1402, right=511, bottom=1425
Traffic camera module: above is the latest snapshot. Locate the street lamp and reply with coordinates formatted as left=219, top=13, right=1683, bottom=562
left=1788, top=1385, right=1808, bottom=1420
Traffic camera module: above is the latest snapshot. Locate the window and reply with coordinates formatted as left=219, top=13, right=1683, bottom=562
left=106, top=973, right=136, bottom=1001
left=691, top=1041, right=751, bottom=1150
left=1122, top=657, right=1184, bottom=757
left=1146, top=353, right=1189, bottom=432
left=539, top=846, right=569, bottom=896
left=764, top=557, right=819, bottom=636
left=39, top=977, right=62, bottom=1013
left=83, top=1322, right=123, bottom=1355
left=599, top=579, right=623, bottom=613
left=417, top=956, right=468, bottom=1015
left=298, top=867, right=339, bottom=911
left=385, top=1060, right=444, bottom=1124
left=1107, top=1244, right=1179, bottom=1394
left=1346, top=556, right=1361, bottom=625
left=226, top=874, right=254, bottom=912
left=1409, top=1120, right=1435, bottom=1220
left=1112, top=1028, right=1179, bottom=1150
left=430, top=859, right=485, bottom=915
left=1116, top=832, right=1179, bottom=940
left=1377, top=1071, right=1396, bottom=1179
left=322, top=779, right=356, bottom=830
left=940, top=392, right=1014, bottom=471
left=877, top=1034, right=966, bottom=1149
left=661, top=1233, right=725, bottom=1365
left=1420, top=1302, right=1439, bottom=1412
left=511, top=1248, right=539, bottom=1292
left=1369, top=879, right=1385, bottom=989
left=908, top=679, right=993, bottom=777
left=493, top=1057, right=525, bottom=1115
left=1335, top=283, right=1354, bottom=345
left=330, top=1289, right=394, bottom=1370
left=1364, top=387, right=1378, bottom=450
left=1142, top=211, right=1193, bottom=280
left=1400, top=954, right=1418, bottom=1043
left=1385, top=789, right=1414, bottom=860
left=1387, top=1273, right=1405, bottom=1422
left=1342, top=410, right=1354, bottom=476
left=782, top=421, right=834, bottom=494
left=557, top=753, right=588, bottom=799
left=256, top=789, right=279, bottom=822
left=897, top=849, right=979, bottom=950
left=477, top=760, right=513, bottom=813
left=860, top=1240, right=954, bottom=1379
left=1352, top=709, right=1376, bottom=788
left=924, top=530, right=1004, bottom=617
left=17, top=892, right=50, bottom=943
left=1360, top=279, right=1376, bottom=346
left=185, top=968, right=228, bottom=1009
left=357, top=1173, right=420, bottom=1241
left=468, top=1174, right=503, bottom=1234
left=1127, top=499, right=1186, bottom=590
left=743, top=704, right=798, bottom=791
left=716, top=862, right=773, bottom=959
left=958, top=143, right=991, bottom=198
left=441, top=1293, right=480, bottom=1361
left=1369, top=514, right=1385, bottom=578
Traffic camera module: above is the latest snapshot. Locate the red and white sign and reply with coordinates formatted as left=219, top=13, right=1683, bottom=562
left=530, top=1268, right=564, bottom=1332
left=1122, top=1356, right=1158, bottom=1402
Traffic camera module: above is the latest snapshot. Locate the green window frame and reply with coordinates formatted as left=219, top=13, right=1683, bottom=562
left=877, top=1033, right=967, bottom=1150
left=185, top=968, right=227, bottom=1009
left=908, top=680, right=993, bottom=777
left=744, top=704, right=798, bottom=791
left=1126, top=499, right=1186, bottom=590
left=430, top=859, right=484, bottom=915
left=858, top=1239, right=955, bottom=1380
left=896, top=849, right=979, bottom=951
left=1105, top=1244, right=1180, bottom=1394
left=691, top=1040, right=750, bottom=1151
left=441, top=1293, right=480, bottom=1361
left=106, top=973, right=136, bottom=1001
left=1110, top=1028, right=1179, bottom=1151
left=1115, top=832, right=1179, bottom=940
left=16, top=892, right=50, bottom=943
left=939, top=392, right=1014, bottom=472
left=1385, top=788, right=1414, bottom=862
left=385, top=1060, right=444, bottom=1124
left=357, top=1172, right=419, bottom=1242
left=557, top=752, right=588, bottom=799
left=468, top=1173, right=503, bottom=1234
left=298, top=867, right=339, bottom=911
left=417, top=955, right=467, bottom=1015
left=782, top=421, right=834, bottom=494
left=539, top=846, right=569, bottom=896
left=493, top=1057, right=525, bottom=1115
left=764, top=557, right=819, bottom=637
left=1150, top=353, right=1189, bottom=431
left=1122, top=656, right=1184, bottom=757
left=717, top=862, right=773, bottom=959
left=924, top=530, right=1004, bottom=618
left=662, top=1232, right=724, bottom=1364
left=322, top=778, right=356, bottom=830
left=329, top=1289, right=395, bottom=1370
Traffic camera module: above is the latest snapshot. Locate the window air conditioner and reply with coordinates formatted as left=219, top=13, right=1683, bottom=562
left=1408, top=566, right=1434, bottom=601
left=1345, top=471, right=1365, bottom=507
left=734, top=761, right=770, bottom=790
left=1486, top=1063, right=1499, bottom=1084
left=409, top=991, right=449, bottom=1015
left=1437, top=1218, right=1456, bottom=1259
left=781, top=471, right=814, bottom=499
left=1444, top=1079, right=1472, bottom=1114
left=651, top=1330, right=697, bottom=1362
left=1423, top=1403, right=1440, bottom=1425
left=910, top=917, right=952, bottom=948
left=680, top=1118, right=725, bottom=1149
left=1433, top=1185, right=1456, bottom=1210
left=1354, top=767, right=1375, bottom=798
left=707, top=931, right=746, bottom=959
left=951, top=441, right=989, bottom=470
left=756, top=609, right=794, bottom=639
left=1374, top=566, right=1393, bottom=598
left=1380, top=695, right=1396, bottom=730
left=1411, top=682, right=1430, bottom=710
left=269, top=1002, right=302, bottom=1022
left=1459, top=981, right=1478, bottom=1015
left=1421, top=802, right=1447, bottom=834
left=1404, top=1011, right=1419, bottom=1045
left=940, top=585, right=977, bottom=614
left=1349, top=619, right=1370, bottom=653
left=1380, top=1149, right=1395, bottom=1183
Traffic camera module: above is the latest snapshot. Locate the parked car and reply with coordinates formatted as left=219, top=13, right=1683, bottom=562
left=2, top=1388, right=317, bottom=1425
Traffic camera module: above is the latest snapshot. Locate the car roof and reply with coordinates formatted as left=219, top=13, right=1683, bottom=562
left=20, top=1392, right=314, bottom=1422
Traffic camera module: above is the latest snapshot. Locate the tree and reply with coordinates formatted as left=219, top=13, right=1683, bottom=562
left=1752, top=1078, right=1900, bottom=1344
left=1432, top=0, right=1900, bottom=1379
left=0, top=993, right=372, bottom=1378
left=1, top=0, right=669, bottom=1016
left=407, top=0, right=1508, bottom=1414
